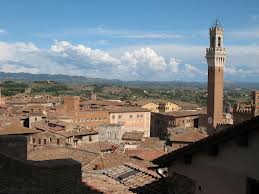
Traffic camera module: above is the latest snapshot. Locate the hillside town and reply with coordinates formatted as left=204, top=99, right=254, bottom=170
left=0, top=3, right=259, bottom=193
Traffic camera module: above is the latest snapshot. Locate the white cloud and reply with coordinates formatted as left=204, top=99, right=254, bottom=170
left=184, top=64, right=203, bottom=75
left=50, top=40, right=120, bottom=65
left=0, top=41, right=174, bottom=80
left=121, top=47, right=167, bottom=71
left=0, top=40, right=258, bottom=81
left=168, top=58, right=182, bottom=73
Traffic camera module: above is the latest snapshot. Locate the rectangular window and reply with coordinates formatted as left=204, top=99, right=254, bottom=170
left=57, top=138, right=60, bottom=145
left=112, top=115, right=115, bottom=119
left=118, top=115, right=122, bottom=119
left=129, top=115, right=133, bottom=118
left=33, top=138, right=35, bottom=144
left=38, top=139, right=41, bottom=144
left=44, top=139, right=47, bottom=145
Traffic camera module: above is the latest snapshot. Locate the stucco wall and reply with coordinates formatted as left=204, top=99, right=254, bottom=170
left=110, top=111, right=151, bottom=137
left=168, top=131, right=259, bottom=194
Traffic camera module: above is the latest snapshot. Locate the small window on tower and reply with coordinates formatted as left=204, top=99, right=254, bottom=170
left=211, top=36, right=215, bottom=48
left=218, top=37, right=221, bottom=47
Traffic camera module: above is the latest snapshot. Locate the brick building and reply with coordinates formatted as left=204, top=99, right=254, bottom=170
left=151, top=111, right=199, bottom=139
left=58, top=96, right=110, bottom=129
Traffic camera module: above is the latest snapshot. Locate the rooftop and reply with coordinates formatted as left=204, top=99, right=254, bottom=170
left=108, top=107, right=150, bottom=113
left=0, top=123, right=40, bottom=135
left=170, top=130, right=208, bottom=143
left=91, top=163, right=168, bottom=194
left=153, top=116, right=259, bottom=167
left=162, top=110, right=199, bottom=117
left=122, top=131, right=144, bottom=141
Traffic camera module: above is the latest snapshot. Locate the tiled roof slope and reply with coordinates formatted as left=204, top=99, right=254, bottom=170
left=170, top=131, right=208, bottom=143
left=96, top=163, right=168, bottom=194
left=153, top=116, right=259, bottom=167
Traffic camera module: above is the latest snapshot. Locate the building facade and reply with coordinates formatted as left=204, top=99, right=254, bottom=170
left=206, top=20, right=226, bottom=132
left=98, top=123, right=125, bottom=144
left=151, top=111, right=199, bottom=139
left=142, top=101, right=180, bottom=113
left=109, top=107, right=151, bottom=137
left=60, top=96, right=110, bottom=129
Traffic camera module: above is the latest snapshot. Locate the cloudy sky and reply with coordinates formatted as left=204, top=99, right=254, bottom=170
left=0, top=0, right=259, bottom=81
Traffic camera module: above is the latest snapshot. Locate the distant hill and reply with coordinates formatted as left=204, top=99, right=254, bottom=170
left=0, top=72, right=258, bottom=89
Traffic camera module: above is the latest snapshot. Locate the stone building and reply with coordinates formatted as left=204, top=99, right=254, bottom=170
left=233, top=90, right=259, bottom=125
left=140, top=101, right=180, bottom=113
left=151, top=111, right=199, bottom=139
left=30, top=119, right=99, bottom=147
left=154, top=116, right=259, bottom=194
left=98, top=123, right=125, bottom=144
left=109, top=107, right=151, bottom=137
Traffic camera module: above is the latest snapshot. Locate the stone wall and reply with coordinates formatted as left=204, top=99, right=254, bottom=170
left=29, top=131, right=66, bottom=147
left=98, top=124, right=125, bottom=144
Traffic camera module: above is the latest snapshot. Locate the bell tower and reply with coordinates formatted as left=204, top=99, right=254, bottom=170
left=206, top=20, right=227, bottom=132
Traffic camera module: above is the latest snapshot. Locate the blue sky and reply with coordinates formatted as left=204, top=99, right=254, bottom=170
left=0, top=0, right=259, bottom=81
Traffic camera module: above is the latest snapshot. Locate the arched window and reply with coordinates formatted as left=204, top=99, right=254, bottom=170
left=211, top=36, right=215, bottom=48
left=218, top=37, right=221, bottom=47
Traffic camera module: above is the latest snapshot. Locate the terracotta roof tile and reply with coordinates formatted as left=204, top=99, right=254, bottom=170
left=170, top=131, right=208, bottom=143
